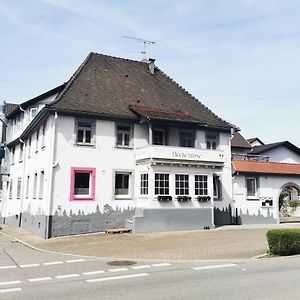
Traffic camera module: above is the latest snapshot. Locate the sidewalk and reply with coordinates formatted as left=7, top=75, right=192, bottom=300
left=1, top=223, right=300, bottom=261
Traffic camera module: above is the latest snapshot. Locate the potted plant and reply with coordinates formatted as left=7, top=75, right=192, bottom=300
left=197, top=196, right=211, bottom=202
left=177, top=196, right=192, bottom=202
left=157, top=195, right=172, bottom=202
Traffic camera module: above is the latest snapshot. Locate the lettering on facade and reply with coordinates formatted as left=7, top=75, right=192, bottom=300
left=172, top=151, right=202, bottom=160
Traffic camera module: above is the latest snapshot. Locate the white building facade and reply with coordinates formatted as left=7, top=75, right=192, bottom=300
left=0, top=53, right=234, bottom=238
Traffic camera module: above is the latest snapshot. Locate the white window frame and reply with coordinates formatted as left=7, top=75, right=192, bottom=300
left=153, top=128, right=167, bottom=146
left=30, top=107, right=38, bottom=119
left=35, top=130, right=39, bottom=152
left=28, top=138, right=31, bottom=158
left=75, top=119, right=95, bottom=146
left=206, top=132, right=219, bottom=150
left=195, top=175, right=208, bottom=196
left=213, top=174, right=222, bottom=200
left=26, top=175, right=30, bottom=199
left=33, top=172, right=38, bottom=199
left=17, top=178, right=22, bottom=199
left=9, top=180, right=13, bottom=199
left=116, top=124, right=133, bottom=148
left=39, top=170, right=44, bottom=199
left=175, top=174, right=189, bottom=196
left=19, top=144, right=24, bottom=162
left=140, top=173, right=149, bottom=195
left=154, top=173, right=170, bottom=195
left=179, top=129, right=195, bottom=148
left=246, top=177, right=258, bottom=199
left=114, top=171, right=132, bottom=199
left=41, top=124, right=46, bottom=148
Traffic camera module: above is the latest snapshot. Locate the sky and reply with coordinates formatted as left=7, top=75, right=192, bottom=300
left=1, top=0, right=300, bottom=145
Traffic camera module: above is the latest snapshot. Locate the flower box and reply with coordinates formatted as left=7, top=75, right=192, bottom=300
left=157, top=195, right=172, bottom=202
left=177, top=196, right=192, bottom=202
left=197, top=196, right=211, bottom=202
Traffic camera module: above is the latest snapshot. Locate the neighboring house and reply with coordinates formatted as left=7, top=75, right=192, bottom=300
left=231, top=133, right=300, bottom=224
left=0, top=53, right=235, bottom=238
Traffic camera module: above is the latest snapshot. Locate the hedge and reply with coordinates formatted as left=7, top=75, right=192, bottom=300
left=266, top=229, right=300, bottom=256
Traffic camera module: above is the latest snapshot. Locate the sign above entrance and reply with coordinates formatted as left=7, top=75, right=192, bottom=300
left=135, top=146, right=225, bottom=164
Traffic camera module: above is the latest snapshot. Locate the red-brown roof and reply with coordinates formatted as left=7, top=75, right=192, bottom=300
left=232, top=160, right=300, bottom=175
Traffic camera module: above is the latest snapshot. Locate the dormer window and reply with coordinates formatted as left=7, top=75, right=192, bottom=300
left=30, top=107, right=38, bottom=119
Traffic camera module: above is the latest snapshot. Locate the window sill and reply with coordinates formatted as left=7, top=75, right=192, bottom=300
left=75, top=142, right=95, bottom=147
left=213, top=197, right=222, bottom=201
left=247, top=197, right=259, bottom=201
left=70, top=197, right=95, bottom=201
left=114, top=196, right=132, bottom=200
left=115, top=145, right=133, bottom=149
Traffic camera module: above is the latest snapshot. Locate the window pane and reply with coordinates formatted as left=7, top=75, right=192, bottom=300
left=74, top=172, right=90, bottom=195
left=247, top=178, right=256, bottom=196
left=77, top=130, right=84, bottom=143
left=115, top=174, right=129, bottom=195
left=85, top=130, right=91, bottom=143
left=124, top=133, right=130, bottom=146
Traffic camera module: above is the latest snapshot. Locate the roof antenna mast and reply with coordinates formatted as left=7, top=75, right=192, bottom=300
left=122, top=35, right=155, bottom=58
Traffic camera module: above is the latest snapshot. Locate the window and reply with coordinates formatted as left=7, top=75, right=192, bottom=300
left=116, top=125, right=131, bottom=147
left=30, top=107, right=38, bottom=119
left=175, top=174, right=189, bottom=195
left=155, top=173, right=169, bottom=195
left=28, top=138, right=31, bottom=158
left=140, top=173, right=149, bottom=195
left=76, top=121, right=94, bottom=145
left=33, top=173, right=38, bottom=199
left=17, top=178, right=22, bottom=199
left=206, top=133, right=218, bottom=150
left=213, top=174, right=222, bottom=200
left=35, top=130, right=39, bottom=152
left=41, top=124, right=46, bottom=148
left=153, top=128, right=167, bottom=145
left=115, top=173, right=131, bottom=196
left=195, top=175, right=208, bottom=196
left=70, top=167, right=96, bottom=201
left=11, top=147, right=15, bottom=164
left=19, top=145, right=24, bottom=162
left=39, top=171, right=44, bottom=199
left=246, top=177, right=258, bottom=198
left=26, top=175, right=30, bottom=199
left=9, top=180, right=13, bottom=198
left=179, top=130, right=195, bottom=148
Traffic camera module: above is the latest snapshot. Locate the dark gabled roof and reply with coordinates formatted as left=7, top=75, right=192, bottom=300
left=3, top=102, right=18, bottom=117
left=231, top=132, right=252, bottom=149
left=247, top=137, right=265, bottom=146
left=6, top=84, right=66, bottom=119
left=250, top=141, right=300, bottom=156
left=48, top=52, right=235, bottom=130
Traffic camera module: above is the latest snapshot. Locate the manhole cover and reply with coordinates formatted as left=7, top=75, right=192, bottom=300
left=107, top=260, right=137, bottom=266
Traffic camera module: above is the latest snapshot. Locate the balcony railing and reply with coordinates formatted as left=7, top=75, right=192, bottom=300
left=135, top=146, right=225, bottom=164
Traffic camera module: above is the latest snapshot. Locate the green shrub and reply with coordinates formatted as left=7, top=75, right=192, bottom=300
left=266, top=229, right=300, bottom=256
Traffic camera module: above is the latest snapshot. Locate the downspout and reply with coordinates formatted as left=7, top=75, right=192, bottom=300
left=46, top=112, right=58, bottom=239
left=18, top=138, right=25, bottom=227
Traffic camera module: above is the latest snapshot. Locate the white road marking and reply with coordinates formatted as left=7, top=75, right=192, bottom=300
left=0, top=287, right=22, bottom=294
left=0, top=265, right=17, bottom=270
left=43, top=261, right=64, bottom=266
left=19, top=263, right=40, bottom=268
left=28, top=277, right=53, bottom=282
left=65, top=259, right=85, bottom=263
left=108, top=268, right=129, bottom=272
left=193, top=263, right=237, bottom=270
left=151, top=263, right=172, bottom=267
left=87, top=273, right=149, bottom=283
left=55, top=273, right=80, bottom=279
left=131, top=265, right=151, bottom=270
left=0, top=280, right=22, bottom=286
left=83, top=270, right=106, bottom=276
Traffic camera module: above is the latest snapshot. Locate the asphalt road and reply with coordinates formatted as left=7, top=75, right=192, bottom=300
left=1, top=233, right=300, bottom=299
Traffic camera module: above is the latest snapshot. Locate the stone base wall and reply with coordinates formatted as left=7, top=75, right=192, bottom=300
left=51, top=206, right=135, bottom=237
left=20, top=212, right=48, bottom=238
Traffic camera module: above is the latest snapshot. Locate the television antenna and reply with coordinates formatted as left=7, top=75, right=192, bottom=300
left=123, top=35, right=155, bottom=58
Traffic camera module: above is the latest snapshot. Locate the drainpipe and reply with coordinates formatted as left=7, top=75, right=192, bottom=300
left=148, top=121, right=152, bottom=145
left=19, top=138, right=25, bottom=227
left=45, top=112, right=58, bottom=239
